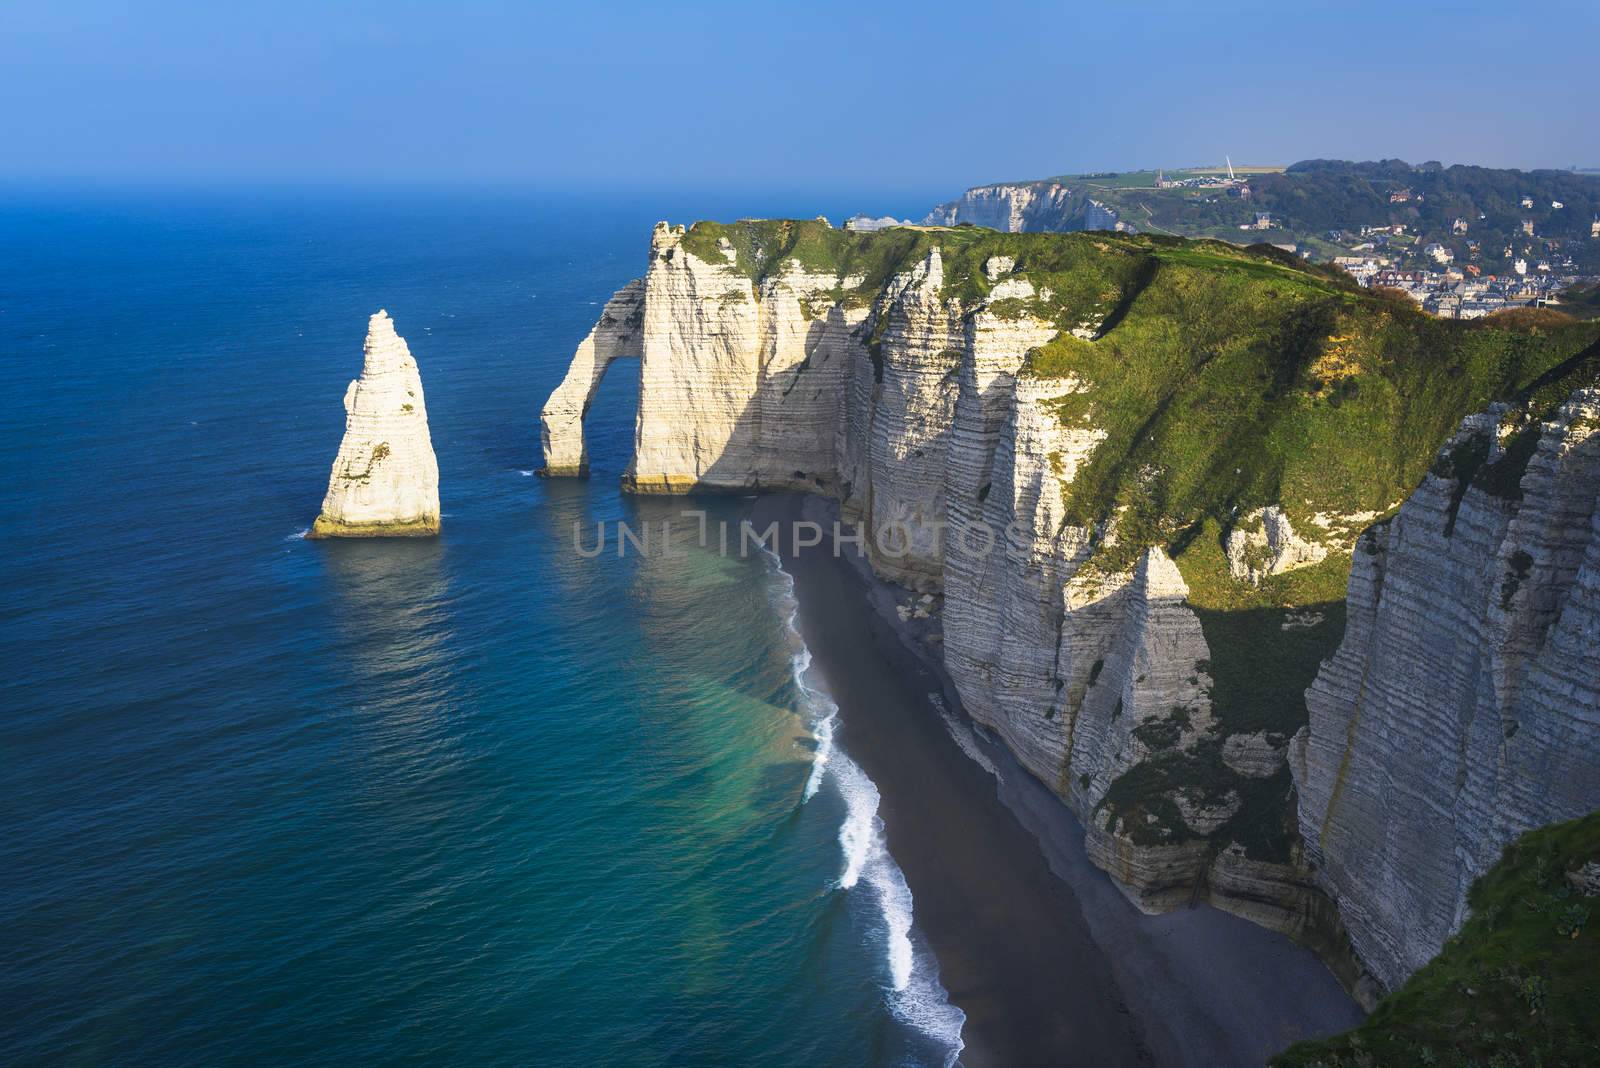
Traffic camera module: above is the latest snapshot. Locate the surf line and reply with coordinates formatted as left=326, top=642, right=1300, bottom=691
left=761, top=549, right=966, bottom=1064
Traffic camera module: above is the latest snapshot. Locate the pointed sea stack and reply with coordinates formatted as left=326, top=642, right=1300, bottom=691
left=308, top=310, right=441, bottom=538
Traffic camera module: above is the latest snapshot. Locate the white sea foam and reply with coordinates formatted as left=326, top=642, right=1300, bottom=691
left=832, top=743, right=966, bottom=1061
left=762, top=547, right=837, bottom=802
left=761, top=550, right=966, bottom=1065
left=285, top=527, right=310, bottom=541
left=834, top=755, right=878, bottom=892
left=802, top=707, right=834, bottom=802
left=517, top=469, right=535, bottom=477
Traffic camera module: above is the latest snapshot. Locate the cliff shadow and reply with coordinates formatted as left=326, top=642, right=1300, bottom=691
left=638, top=303, right=859, bottom=496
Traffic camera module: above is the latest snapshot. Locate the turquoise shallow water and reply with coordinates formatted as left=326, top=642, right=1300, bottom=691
left=0, top=189, right=959, bottom=1065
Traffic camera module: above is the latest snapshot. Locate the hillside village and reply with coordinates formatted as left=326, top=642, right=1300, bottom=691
left=1322, top=197, right=1594, bottom=318
left=1141, top=162, right=1600, bottom=318
left=909, top=160, right=1600, bottom=319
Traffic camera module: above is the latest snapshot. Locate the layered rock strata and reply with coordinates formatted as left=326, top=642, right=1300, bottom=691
left=1293, top=386, right=1600, bottom=991
left=625, top=225, right=866, bottom=500
left=311, top=310, right=440, bottom=538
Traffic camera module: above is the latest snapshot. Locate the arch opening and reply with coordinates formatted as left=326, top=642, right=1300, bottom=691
left=538, top=278, right=645, bottom=478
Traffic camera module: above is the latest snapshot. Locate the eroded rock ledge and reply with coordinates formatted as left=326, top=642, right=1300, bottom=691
left=539, top=280, right=645, bottom=477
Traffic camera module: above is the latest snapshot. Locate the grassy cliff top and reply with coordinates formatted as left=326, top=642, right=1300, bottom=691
left=1274, top=811, right=1600, bottom=1068
left=1018, top=243, right=1600, bottom=580
left=680, top=215, right=1353, bottom=303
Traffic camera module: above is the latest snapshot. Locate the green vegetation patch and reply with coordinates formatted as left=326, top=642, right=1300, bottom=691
left=1274, top=811, right=1600, bottom=1068
left=1189, top=599, right=1348, bottom=736
left=678, top=219, right=1165, bottom=319
left=1417, top=335, right=1600, bottom=526
left=1096, top=735, right=1299, bottom=863
left=1556, top=282, right=1600, bottom=321
left=1025, top=253, right=1599, bottom=571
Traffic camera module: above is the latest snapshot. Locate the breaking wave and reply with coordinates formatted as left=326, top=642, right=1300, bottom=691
left=762, top=550, right=966, bottom=1066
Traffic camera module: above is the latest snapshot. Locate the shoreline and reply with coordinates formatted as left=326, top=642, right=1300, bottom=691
left=754, top=492, right=1363, bottom=1067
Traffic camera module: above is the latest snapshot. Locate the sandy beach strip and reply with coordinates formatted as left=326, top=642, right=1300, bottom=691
left=753, top=493, right=1363, bottom=1067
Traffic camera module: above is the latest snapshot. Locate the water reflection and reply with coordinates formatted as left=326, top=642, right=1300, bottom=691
left=318, top=537, right=457, bottom=728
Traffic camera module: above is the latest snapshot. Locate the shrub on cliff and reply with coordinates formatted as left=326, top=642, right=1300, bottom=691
left=1273, top=811, right=1600, bottom=1068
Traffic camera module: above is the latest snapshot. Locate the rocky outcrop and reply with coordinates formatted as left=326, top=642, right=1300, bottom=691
left=923, top=181, right=1126, bottom=233
left=311, top=311, right=440, bottom=538
left=844, top=215, right=911, bottom=232
left=1293, top=386, right=1600, bottom=992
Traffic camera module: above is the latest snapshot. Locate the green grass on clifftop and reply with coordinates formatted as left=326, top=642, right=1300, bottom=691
left=1021, top=244, right=1600, bottom=569
left=1274, top=811, right=1600, bottom=1068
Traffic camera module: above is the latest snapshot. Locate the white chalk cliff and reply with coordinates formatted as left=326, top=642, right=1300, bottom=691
left=541, top=220, right=1600, bottom=997
left=1293, top=386, right=1600, bottom=992
left=923, top=181, right=1124, bottom=233
left=311, top=310, right=440, bottom=538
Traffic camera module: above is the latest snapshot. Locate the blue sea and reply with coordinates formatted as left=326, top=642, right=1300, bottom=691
left=0, top=187, right=965, bottom=1065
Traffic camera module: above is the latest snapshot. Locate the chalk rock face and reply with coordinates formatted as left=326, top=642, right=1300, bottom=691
left=922, top=182, right=1127, bottom=233
left=540, top=280, right=645, bottom=476
left=846, top=247, right=967, bottom=587
left=1293, top=386, right=1600, bottom=991
left=618, top=223, right=870, bottom=497
left=542, top=223, right=1297, bottom=923
left=539, top=223, right=1320, bottom=922
left=983, top=255, right=1015, bottom=281
left=924, top=182, right=1081, bottom=231
left=1222, top=731, right=1289, bottom=779
left=310, top=311, right=440, bottom=538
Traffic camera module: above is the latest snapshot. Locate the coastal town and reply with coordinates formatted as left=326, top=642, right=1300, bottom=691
left=1320, top=207, right=1598, bottom=318
left=1179, top=170, right=1600, bottom=317
left=1168, top=166, right=1600, bottom=316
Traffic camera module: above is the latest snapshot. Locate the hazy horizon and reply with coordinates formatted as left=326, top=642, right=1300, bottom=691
left=5, top=1, right=1597, bottom=192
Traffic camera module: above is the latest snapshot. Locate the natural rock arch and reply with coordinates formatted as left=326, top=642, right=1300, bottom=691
left=538, top=279, right=645, bottom=476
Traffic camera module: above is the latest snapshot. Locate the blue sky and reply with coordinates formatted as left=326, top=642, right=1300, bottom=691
left=4, top=0, right=1597, bottom=190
